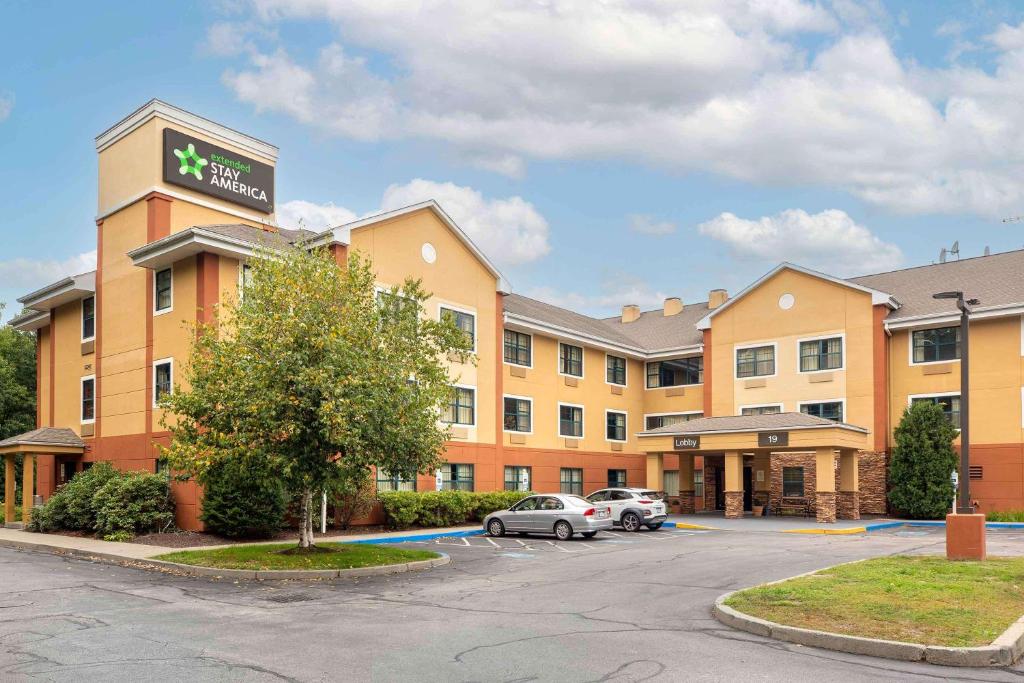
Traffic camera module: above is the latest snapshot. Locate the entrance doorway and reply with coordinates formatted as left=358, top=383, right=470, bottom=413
left=743, top=467, right=753, bottom=512
left=714, top=467, right=724, bottom=511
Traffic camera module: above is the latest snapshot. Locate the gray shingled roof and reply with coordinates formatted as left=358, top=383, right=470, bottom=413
left=199, top=224, right=319, bottom=249
left=504, top=294, right=706, bottom=353
left=639, top=412, right=867, bottom=435
left=0, top=427, right=86, bottom=449
left=851, top=249, right=1024, bottom=321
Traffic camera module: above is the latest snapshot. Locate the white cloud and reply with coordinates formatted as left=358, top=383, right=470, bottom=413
left=629, top=214, right=677, bottom=236
left=0, top=93, right=13, bottom=122
left=276, top=199, right=357, bottom=231
left=698, top=208, right=902, bottom=274
left=0, top=250, right=97, bottom=291
left=214, top=3, right=1024, bottom=219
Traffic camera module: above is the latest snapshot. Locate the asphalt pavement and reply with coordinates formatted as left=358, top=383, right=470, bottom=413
left=2, top=525, right=1023, bottom=682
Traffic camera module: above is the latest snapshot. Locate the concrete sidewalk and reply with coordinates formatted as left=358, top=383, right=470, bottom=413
left=667, top=513, right=895, bottom=532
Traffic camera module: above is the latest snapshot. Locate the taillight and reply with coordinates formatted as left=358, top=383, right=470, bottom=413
left=637, top=499, right=653, bottom=504
left=583, top=508, right=595, bottom=516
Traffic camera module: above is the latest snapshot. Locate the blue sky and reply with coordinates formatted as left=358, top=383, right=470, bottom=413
left=3, top=0, right=1024, bottom=322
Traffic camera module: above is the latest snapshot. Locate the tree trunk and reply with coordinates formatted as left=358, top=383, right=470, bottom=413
left=299, top=488, right=314, bottom=548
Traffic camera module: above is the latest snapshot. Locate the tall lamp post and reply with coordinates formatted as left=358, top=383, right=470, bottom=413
left=932, top=291, right=978, bottom=514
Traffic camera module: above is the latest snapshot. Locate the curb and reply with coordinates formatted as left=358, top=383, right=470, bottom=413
left=712, top=563, right=1024, bottom=667
left=343, top=528, right=484, bottom=544
left=0, top=536, right=451, bottom=580
left=782, top=526, right=866, bottom=535
left=663, top=521, right=718, bottom=530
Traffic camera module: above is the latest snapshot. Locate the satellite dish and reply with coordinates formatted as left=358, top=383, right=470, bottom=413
left=939, top=248, right=947, bottom=263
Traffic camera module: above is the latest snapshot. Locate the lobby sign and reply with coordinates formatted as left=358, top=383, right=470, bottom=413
left=162, top=129, right=274, bottom=213
left=673, top=435, right=700, bottom=450
left=758, top=431, right=789, bottom=447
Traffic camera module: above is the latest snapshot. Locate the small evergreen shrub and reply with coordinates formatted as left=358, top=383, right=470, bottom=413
left=93, top=471, right=175, bottom=537
left=28, top=462, right=118, bottom=532
left=199, top=457, right=287, bottom=538
left=471, top=491, right=532, bottom=521
left=888, top=401, right=959, bottom=519
left=987, top=510, right=1024, bottom=523
left=378, top=491, right=422, bottom=529
left=416, top=491, right=475, bottom=527
left=378, top=490, right=534, bottom=528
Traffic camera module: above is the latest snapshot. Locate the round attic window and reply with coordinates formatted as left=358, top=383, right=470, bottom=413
left=778, top=293, right=795, bottom=310
left=421, top=242, right=437, bottom=264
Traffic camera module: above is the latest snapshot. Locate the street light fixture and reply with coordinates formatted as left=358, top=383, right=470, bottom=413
left=932, top=290, right=979, bottom=513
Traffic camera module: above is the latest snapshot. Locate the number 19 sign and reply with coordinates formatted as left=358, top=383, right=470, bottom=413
left=758, top=431, right=789, bottom=447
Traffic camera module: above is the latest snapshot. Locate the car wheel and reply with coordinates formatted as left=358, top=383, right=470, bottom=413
left=487, top=519, right=505, bottom=537
left=582, top=531, right=597, bottom=538
left=554, top=520, right=573, bottom=540
left=621, top=512, right=642, bottom=532
left=647, top=523, right=663, bottom=530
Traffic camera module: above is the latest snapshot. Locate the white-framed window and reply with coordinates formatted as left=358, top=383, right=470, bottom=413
left=503, top=395, right=533, bottom=433
left=558, top=402, right=584, bottom=438
left=154, top=267, right=173, bottom=314
left=605, top=354, right=627, bottom=386
left=735, top=343, right=777, bottom=379
left=81, top=296, right=95, bottom=342
left=503, top=329, right=532, bottom=367
left=153, top=358, right=173, bottom=407
left=443, top=385, right=476, bottom=426
left=559, top=342, right=584, bottom=378
left=646, top=357, right=703, bottom=388
left=798, top=399, right=845, bottom=422
left=644, top=412, right=703, bottom=430
left=238, top=262, right=253, bottom=301
left=740, top=403, right=783, bottom=416
left=909, top=392, right=961, bottom=429
left=439, top=305, right=476, bottom=353
left=910, top=326, right=960, bottom=365
left=80, top=375, right=96, bottom=424
left=797, top=334, right=844, bottom=372
left=605, top=409, right=627, bottom=442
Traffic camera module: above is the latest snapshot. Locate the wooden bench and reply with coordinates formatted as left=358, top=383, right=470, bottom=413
left=776, top=496, right=810, bottom=517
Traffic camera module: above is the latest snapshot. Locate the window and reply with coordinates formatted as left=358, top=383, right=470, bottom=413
left=154, top=359, right=172, bottom=405
left=503, top=396, right=532, bottom=432
left=504, top=465, right=532, bottom=491
left=736, top=345, right=775, bottom=378
left=911, top=394, right=961, bottom=428
left=663, top=470, right=680, bottom=496
left=646, top=357, right=703, bottom=388
left=559, top=343, right=583, bottom=377
left=741, top=404, right=781, bottom=416
left=503, top=330, right=531, bottom=366
left=441, top=463, right=474, bottom=491
left=238, top=263, right=254, bottom=301
left=800, top=401, right=844, bottom=422
left=694, top=470, right=704, bottom=498
left=155, top=457, right=169, bottom=475
left=606, top=355, right=627, bottom=385
left=81, top=296, right=95, bottom=341
left=783, top=467, right=805, bottom=497
left=81, top=376, right=95, bottom=423
left=560, top=468, right=583, bottom=495
left=645, top=413, right=703, bottom=430
left=377, top=469, right=416, bottom=492
left=606, top=410, right=627, bottom=442
left=912, top=327, right=960, bottom=363
left=154, top=268, right=172, bottom=313
left=443, top=386, right=475, bottom=425
left=799, top=337, right=842, bottom=372
left=440, top=307, right=475, bottom=350
left=559, top=404, right=583, bottom=438
left=608, top=469, right=627, bottom=488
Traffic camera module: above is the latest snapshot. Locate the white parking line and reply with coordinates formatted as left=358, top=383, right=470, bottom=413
left=484, top=536, right=500, bottom=548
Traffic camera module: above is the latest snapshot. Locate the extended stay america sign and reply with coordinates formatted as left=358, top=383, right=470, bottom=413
left=162, top=129, right=274, bottom=213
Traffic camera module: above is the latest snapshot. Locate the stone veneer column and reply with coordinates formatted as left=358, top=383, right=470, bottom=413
left=837, top=449, right=860, bottom=520
left=723, top=451, right=744, bottom=519
left=678, top=453, right=695, bottom=514
left=815, top=447, right=836, bottom=524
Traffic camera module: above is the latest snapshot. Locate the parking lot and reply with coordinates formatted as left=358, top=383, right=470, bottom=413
left=409, top=527, right=712, bottom=556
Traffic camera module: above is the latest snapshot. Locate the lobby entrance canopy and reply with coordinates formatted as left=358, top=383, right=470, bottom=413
left=0, top=427, right=85, bottom=527
left=637, top=413, right=869, bottom=523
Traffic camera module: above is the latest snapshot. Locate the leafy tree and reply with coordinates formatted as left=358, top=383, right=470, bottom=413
left=160, top=247, right=470, bottom=548
left=888, top=401, right=959, bottom=519
left=0, top=303, right=37, bottom=440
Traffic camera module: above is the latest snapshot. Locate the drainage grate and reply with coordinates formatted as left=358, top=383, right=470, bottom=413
left=264, top=593, right=317, bottom=604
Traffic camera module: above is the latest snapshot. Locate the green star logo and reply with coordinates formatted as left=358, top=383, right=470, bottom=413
left=173, top=143, right=208, bottom=180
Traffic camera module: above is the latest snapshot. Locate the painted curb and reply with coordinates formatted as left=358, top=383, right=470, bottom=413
left=712, top=562, right=1024, bottom=668
left=663, top=522, right=718, bottom=530
left=864, top=521, right=1024, bottom=533
left=0, top=536, right=451, bottom=580
left=343, top=528, right=484, bottom=544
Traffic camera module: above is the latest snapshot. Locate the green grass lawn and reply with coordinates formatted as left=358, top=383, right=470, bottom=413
left=155, top=542, right=440, bottom=571
left=725, top=556, right=1024, bottom=647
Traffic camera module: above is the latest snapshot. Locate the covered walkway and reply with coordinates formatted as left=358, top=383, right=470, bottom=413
left=639, top=412, right=870, bottom=524
left=0, top=427, right=85, bottom=527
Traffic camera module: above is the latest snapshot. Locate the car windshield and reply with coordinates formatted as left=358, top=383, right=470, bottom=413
left=565, top=496, right=592, bottom=507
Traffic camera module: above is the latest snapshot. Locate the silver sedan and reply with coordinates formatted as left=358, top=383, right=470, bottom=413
left=483, top=493, right=614, bottom=540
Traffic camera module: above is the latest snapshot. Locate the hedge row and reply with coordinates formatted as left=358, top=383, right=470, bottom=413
left=377, top=490, right=532, bottom=529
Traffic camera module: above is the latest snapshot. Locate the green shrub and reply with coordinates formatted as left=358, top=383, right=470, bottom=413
left=28, top=462, right=119, bottom=532
left=416, top=491, right=475, bottom=527
left=378, top=491, right=421, bottom=529
left=888, top=401, right=959, bottom=519
left=471, top=491, right=532, bottom=521
left=331, top=466, right=377, bottom=530
left=93, top=471, right=175, bottom=537
left=987, top=510, right=1024, bottom=523
left=199, top=457, right=287, bottom=538
left=103, top=530, right=134, bottom=543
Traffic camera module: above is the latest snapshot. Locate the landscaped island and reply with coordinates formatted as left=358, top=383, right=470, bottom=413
left=155, top=543, right=440, bottom=571
left=725, top=556, right=1024, bottom=647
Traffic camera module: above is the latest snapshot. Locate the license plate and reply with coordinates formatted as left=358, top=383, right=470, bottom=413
left=653, top=505, right=664, bottom=513
left=597, top=509, right=609, bottom=519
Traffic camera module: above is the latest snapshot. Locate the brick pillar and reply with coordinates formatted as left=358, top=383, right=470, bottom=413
left=724, top=451, right=743, bottom=519
left=679, top=490, right=696, bottom=514
left=837, top=449, right=860, bottom=520
left=678, top=453, right=695, bottom=514
left=724, top=491, right=744, bottom=518
left=815, top=447, right=836, bottom=524
left=837, top=491, right=859, bottom=520
left=816, top=492, right=837, bottom=523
